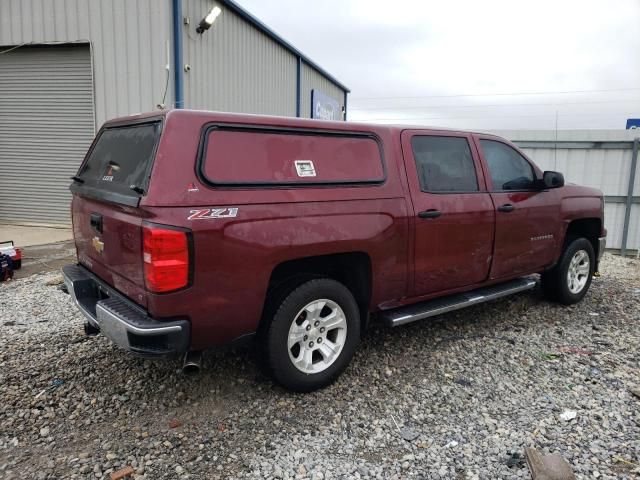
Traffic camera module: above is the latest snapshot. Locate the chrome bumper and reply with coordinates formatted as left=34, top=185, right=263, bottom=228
left=597, top=236, right=606, bottom=261
left=62, top=264, right=190, bottom=357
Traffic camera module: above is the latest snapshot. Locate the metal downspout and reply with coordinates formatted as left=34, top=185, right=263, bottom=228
left=172, top=0, right=184, bottom=109
left=621, top=137, right=639, bottom=256
left=343, top=91, right=348, bottom=121
left=296, top=56, right=302, bottom=117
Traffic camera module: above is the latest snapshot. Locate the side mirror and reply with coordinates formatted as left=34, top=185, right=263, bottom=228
left=541, top=171, right=564, bottom=189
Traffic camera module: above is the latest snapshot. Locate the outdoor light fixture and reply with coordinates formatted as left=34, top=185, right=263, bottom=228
left=196, top=6, right=222, bottom=33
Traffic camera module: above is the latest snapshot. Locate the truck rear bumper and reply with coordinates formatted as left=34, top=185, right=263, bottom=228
left=62, top=264, right=190, bottom=357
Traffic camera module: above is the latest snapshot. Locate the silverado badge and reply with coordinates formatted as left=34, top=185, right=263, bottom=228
left=91, top=236, right=104, bottom=254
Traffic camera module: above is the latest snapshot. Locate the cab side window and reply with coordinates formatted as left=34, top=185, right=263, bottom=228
left=411, top=136, right=478, bottom=192
left=480, top=139, right=535, bottom=191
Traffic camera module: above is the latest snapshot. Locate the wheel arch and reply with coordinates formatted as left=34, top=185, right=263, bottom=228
left=562, top=217, right=602, bottom=258
left=260, top=252, right=373, bottom=336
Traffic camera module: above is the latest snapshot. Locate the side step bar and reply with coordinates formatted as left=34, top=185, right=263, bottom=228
left=381, top=276, right=537, bottom=327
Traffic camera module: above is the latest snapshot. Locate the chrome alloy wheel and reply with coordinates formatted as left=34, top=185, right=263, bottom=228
left=567, top=249, right=590, bottom=294
left=287, top=299, right=348, bottom=374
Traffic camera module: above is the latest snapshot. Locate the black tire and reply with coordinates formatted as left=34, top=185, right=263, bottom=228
left=263, top=278, right=360, bottom=392
left=541, top=237, right=595, bottom=305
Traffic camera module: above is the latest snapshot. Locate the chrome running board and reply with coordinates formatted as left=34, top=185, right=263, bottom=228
left=381, top=277, right=537, bottom=327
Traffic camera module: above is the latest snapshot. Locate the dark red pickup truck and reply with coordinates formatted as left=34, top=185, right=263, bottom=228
left=63, top=110, right=606, bottom=391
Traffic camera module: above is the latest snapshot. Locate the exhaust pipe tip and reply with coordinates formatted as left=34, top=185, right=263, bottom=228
left=182, top=351, right=202, bottom=376
left=84, top=321, right=100, bottom=336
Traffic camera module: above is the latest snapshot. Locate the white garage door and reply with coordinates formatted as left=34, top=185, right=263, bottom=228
left=0, top=44, right=94, bottom=225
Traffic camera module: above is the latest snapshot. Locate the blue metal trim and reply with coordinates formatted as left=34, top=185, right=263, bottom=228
left=172, top=0, right=184, bottom=109
left=343, top=91, right=348, bottom=121
left=296, top=56, right=301, bottom=117
left=219, top=0, right=350, bottom=93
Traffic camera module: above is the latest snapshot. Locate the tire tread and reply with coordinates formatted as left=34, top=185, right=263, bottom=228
left=263, top=278, right=360, bottom=392
left=541, top=236, right=595, bottom=305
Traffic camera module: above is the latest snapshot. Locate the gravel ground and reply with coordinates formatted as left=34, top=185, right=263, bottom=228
left=0, top=253, right=639, bottom=480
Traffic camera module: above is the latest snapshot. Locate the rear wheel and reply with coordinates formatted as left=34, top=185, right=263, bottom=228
left=263, top=278, right=360, bottom=392
left=541, top=237, right=595, bottom=305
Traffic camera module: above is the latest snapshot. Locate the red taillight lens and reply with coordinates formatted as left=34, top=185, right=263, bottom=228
left=143, top=226, right=190, bottom=293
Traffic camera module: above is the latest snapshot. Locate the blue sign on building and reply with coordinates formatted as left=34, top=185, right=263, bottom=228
left=626, top=118, right=640, bottom=130
left=311, top=89, right=342, bottom=121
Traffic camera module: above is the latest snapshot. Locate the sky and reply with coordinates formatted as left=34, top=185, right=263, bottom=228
left=235, top=0, right=640, bottom=130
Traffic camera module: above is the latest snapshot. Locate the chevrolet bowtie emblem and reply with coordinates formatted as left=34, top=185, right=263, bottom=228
left=91, top=236, right=104, bottom=254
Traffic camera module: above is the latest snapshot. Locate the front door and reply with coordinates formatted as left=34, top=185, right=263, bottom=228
left=401, top=131, right=495, bottom=296
left=475, top=136, right=560, bottom=278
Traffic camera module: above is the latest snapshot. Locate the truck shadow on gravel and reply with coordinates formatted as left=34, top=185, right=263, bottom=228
left=68, top=281, right=588, bottom=428
left=56, top=278, right=618, bottom=410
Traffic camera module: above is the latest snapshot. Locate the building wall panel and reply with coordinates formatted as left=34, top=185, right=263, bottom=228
left=627, top=204, right=640, bottom=252
left=0, top=0, right=173, bottom=130
left=497, top=130, right=640, bottom=252
left=182, top=0, right=297, bottom=116
left=1, top=0, right=347, bottom=124
left=519, top=147, right=633, bottom=196
left=300, top=62, right=345, bottom=119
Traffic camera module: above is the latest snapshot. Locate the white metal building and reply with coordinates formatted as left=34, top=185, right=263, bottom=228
left=0, top=0, right=349, bottom=225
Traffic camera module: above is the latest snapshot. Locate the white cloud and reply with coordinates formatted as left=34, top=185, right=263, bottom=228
left=236, top=0, right=640, bottom=129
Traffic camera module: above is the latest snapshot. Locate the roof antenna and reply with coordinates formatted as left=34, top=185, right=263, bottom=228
left=554, top=109, right=559, bottom=170
left=157, top=40, right=170, bottom=110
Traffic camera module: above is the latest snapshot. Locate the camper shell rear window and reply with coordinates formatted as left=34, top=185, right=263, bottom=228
left=199, top=125, right=386, bottom=187
left=71, top=120, right=162, bottom=206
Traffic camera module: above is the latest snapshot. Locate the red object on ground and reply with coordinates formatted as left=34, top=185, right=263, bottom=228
left=12, top=247, right=22, bottom=269
left=109, top=466, right=135, bottom=480
left=0, top=241, right=21, bottom=270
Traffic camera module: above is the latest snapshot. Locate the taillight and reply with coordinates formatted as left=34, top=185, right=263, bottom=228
left=142, top=225, right=190, bottom=293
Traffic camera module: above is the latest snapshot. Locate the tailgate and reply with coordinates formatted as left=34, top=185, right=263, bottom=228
left=72, top=196, right=147, bottom=306
left=70, top=120, right=162, bottom=307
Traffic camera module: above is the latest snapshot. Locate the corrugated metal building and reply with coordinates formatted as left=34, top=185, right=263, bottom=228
left=0, top=0, right=349, bottom=225
left=495, top=129, right=640, bottom=254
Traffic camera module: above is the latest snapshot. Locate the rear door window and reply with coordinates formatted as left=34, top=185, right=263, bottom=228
left=77, top=122, right=161, bottom=196
left=410, top=136, right=478, bottom=192
left=201, top=127, right=385, bottom=186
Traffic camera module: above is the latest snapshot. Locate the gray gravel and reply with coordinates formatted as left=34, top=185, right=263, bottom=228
left=1, top=253, right=639, bottom=479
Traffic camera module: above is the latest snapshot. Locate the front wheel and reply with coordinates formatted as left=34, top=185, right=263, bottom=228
left=541, top=237, right=595, bottom=305
left=263, top=278, right=360, bottom=392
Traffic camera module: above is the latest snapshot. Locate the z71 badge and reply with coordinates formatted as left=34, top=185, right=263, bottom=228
left=188, top=208, right=239, bottom=220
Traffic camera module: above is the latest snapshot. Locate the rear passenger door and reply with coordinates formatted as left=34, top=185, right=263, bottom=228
left=401, top=131, right=495, bottom=296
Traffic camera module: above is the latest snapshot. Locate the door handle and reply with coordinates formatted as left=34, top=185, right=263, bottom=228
left=497, top=204, right=515, bottom=213
left=418, top=209, right=442, bottom=219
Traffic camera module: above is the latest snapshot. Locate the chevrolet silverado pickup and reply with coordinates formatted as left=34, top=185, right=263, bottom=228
left=63, top=110, right=606, bottom=391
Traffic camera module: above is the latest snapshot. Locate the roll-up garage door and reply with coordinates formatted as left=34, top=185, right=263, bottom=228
left=0, top=44, right=94, bottom=225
